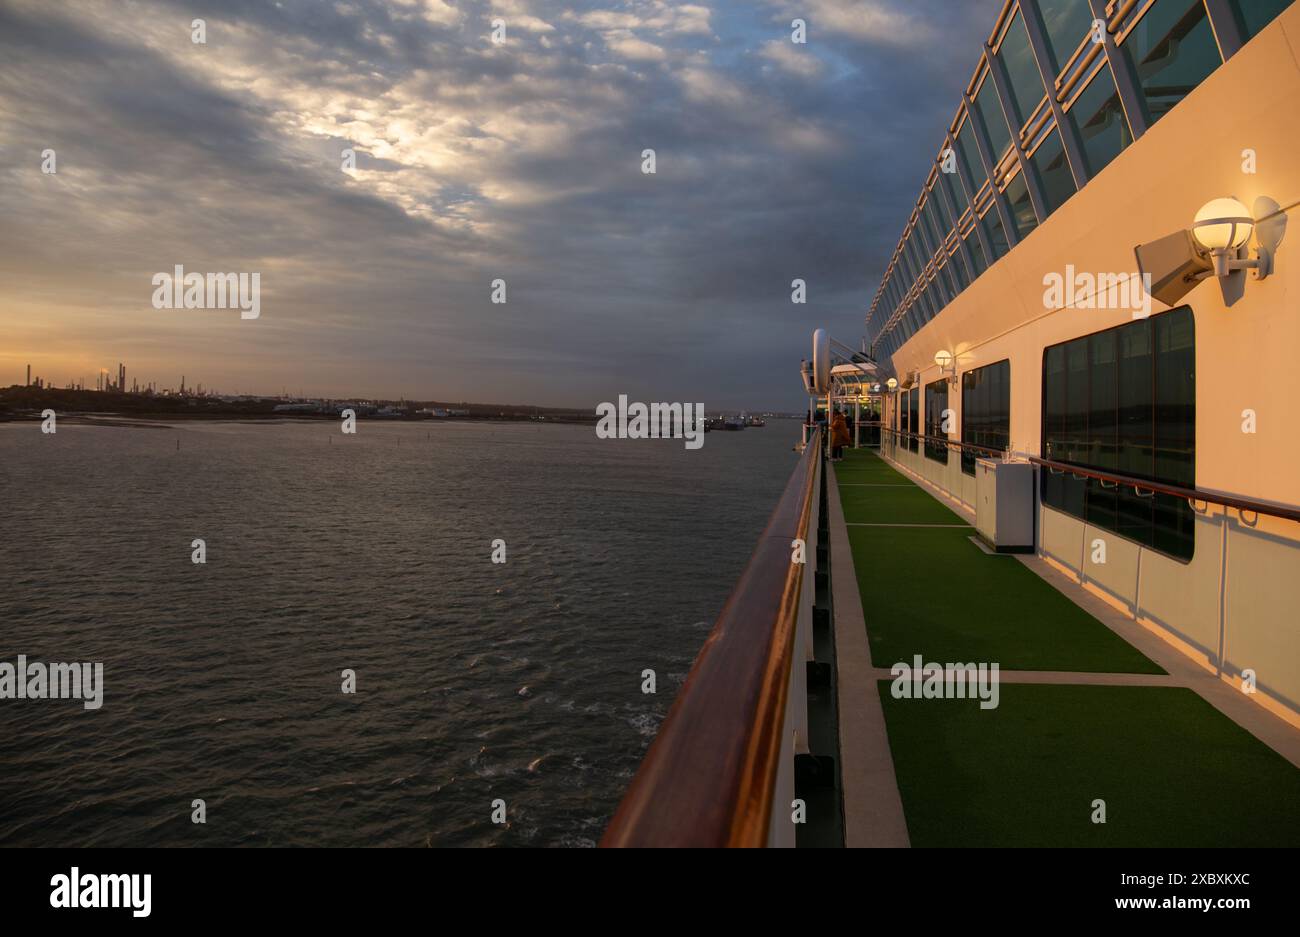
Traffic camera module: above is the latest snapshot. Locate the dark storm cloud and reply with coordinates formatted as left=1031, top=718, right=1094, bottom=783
left=0, top=0, right=999, bottom=407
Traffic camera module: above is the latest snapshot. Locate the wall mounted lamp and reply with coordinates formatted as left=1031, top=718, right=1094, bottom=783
left=1137, top=196, right=1287, bottom=307
left=1191, top=196, right=1285, bottom=280
left=934, top=349, right=957, bottom=384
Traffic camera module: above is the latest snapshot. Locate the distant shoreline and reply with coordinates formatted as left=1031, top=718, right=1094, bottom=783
left=0, top=412, right=600, bottom=428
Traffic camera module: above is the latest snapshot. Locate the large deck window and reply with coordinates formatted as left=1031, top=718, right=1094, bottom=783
left=1038, top=0, right=1094, bottom=74
left=961, top=359, right=1010, bottom=476
left=909, top=387, right=919, bottom=452
left=901, top=388, right=919, bottom=453
left=1041, top=306, right=1196, bottom=561
left=1030, top=129, right=1076, bottom=215
left=984, top=208, right=1010, bottom=260
left=1231, top=0, right=1293, bottom=39
left=1123, top=0, right=1223, bottom=126
left=996, top=11, right=1045, bottom=126
left=1004, top=170, right=1038, bottom=240
left=955, top=117, right=985, bottom=191
left=974, top=74, right=1012, bottom=160
left=924, top=379, right=950, bottom=464
left=1067, top=64, right=1132, bottom=178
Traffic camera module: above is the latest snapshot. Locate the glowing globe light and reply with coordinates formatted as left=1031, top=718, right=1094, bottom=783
left=1192, top=197, right=1254, bottom=251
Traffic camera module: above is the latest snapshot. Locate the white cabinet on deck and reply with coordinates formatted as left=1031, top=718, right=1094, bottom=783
left=974, top=459, right=1035, bottom=553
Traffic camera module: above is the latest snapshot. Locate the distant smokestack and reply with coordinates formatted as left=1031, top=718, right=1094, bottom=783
left=26, top=364, right=30, bottom=386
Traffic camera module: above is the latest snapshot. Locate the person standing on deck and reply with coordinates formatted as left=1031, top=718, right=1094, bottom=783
left=830, top=410, right=850, bottom=461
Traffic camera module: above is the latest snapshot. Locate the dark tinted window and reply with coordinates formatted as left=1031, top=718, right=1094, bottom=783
left=1031, top=128, right=1076, bottom=216
left=1005, top=170, right=1038, bottom=239
left=1040, top=306, right=1196, bottom=561
left=1038, top=0, right=1094, bottom=73
left=956, top=117, right=985, bottom=189
left=998, top=12, right=1045, bottom=125
left=1124, top=0, right=1222, bottom=125
left=961, top=359, right=1010, bottom=475
left=985, top=209, right=1010, bottom=260
left=1230, top=0, right=1293, bottom=39
left=965, top=228, right=988, bottom=275
left=975, top=74, right=1013, bottom=159
left=929, top=181, right=954, bottom=234
left=925, top=379, right=950, bottom=464
left=1068, top=64, right=1132, bottom=177
left=939, top=155, right=968, bottom=217
left=908, top=388, right=919, bottom=453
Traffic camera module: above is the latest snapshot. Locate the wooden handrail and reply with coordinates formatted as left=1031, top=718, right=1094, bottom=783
left=601, top=427, right=822, bottom=848
left=879, top=428, right=1300, bottom=524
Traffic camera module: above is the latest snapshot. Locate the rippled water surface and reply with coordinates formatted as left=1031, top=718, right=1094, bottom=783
left=0, top=419, right=799, bottom=846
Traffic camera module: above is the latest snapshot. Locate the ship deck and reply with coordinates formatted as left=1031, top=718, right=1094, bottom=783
left=829, top=447, right=1300, bottom=847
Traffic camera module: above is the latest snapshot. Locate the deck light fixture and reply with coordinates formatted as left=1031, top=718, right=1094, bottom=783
left=934, top=349, right=956, bottom=383
left=1192, top=197, right=1253, bottom=253
left=1191, top=196, right=1285, bottom=280
left=1137, top=196, right=1286, bottom=306
left=885, top=377, right=898, bottom=392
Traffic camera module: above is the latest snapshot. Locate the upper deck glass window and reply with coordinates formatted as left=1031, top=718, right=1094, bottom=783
left=974, top=74, right=1013, bottom=159
left=929, top=180, right=954, bottom=234
left=1123, top=0, right=1222, bottom=126
left=955, top=117, right=985, bottom=188
left=984, top=208, right=1010, bottom=260
left=1068, top=64, right=1132, bottom=177
left=1005, top=170, right=1038, bottom=239
left=919, top=196, right=944, bottom=250
left=938, top=164, right=968, bottom=219
left=1230, top=0, right=1293, bottom=40
left=1031, top=128, right=1076, bottom=215
left=950, top=246, right=971, bottom=290
left=997, top=12, right=1046, bottom=126
left=1038, top=0, right=1094, bottom=73
left=964, top=227, right=988, bottom=275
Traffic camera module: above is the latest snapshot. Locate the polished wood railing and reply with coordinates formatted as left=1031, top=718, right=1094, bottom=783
left=879, top=427, right=1300, bottom=524
left=601, top=428, right=822, bottom=847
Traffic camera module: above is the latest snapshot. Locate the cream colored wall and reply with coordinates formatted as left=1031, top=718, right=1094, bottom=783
left=878, top=7, right=1300, bottom=715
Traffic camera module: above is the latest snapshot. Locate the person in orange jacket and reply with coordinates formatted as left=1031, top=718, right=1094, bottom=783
left=830, top=410, right=851, bottom=461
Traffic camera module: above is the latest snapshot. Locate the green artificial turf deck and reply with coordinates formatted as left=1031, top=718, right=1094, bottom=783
left=878, top=682, right=1300, bottom=847
left=836, top=450, right=1162, bottom=673
left=848, top=526, right=1163, bottom=673
left=839, top=486, right=970, bottom=526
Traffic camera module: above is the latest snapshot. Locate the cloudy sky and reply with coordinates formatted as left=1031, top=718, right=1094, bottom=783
left=0, top=0, right=997, bottom=409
